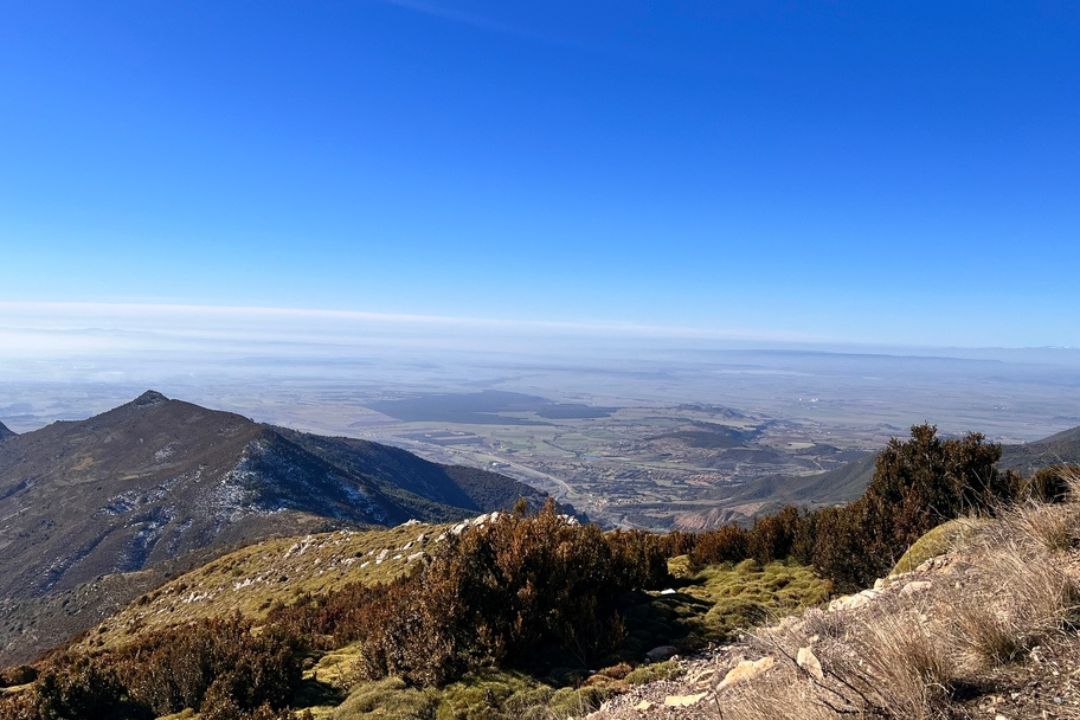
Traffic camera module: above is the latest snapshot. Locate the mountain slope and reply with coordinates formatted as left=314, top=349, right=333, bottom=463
left=592, top=496, right=1080, bottom=719
left=998, top=424, right=1080, bottom=473
left=712, top=425, right=1080, bottom=517
left=72, top=520, right=457, bottom=655
left=0, top=422, right=14, bottom=442
left=0, top=391, right=551, bottom=663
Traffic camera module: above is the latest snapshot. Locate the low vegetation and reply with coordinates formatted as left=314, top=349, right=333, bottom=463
left=603, top=466, right=1080, bottom=719
left=3, top=425, right=1076, bottom=720
left=77, top=522, right=452, bottom=653
left=686, top=425, right=1062, bottom=592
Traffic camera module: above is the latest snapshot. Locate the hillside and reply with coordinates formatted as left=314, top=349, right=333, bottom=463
left=74, top=520, right=459, bottom=653
left=591, top=491, right=1080, bottom=719
left=718, top=452, right=878, bottom=510
left=0, top=422, right=14, bottom=442
left=709, top=424, right=1080, bottom=518
left=1, top=425, right=1071, bottom=720
left=999, top=425, right=1080, bottom=474
left=0, top=391, right=551, bottom=665
left=0, top=509, right=829, bottom=720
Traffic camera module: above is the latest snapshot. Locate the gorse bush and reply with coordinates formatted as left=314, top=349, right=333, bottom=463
left=2, top=616, right=304, bottom=720
left=274, top=500, right=670, bottom=685
left=120, top=614, right=303, bottom=715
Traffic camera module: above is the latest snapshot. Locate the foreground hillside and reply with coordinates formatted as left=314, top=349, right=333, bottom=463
left=593, top=490, right=1080, bottom=719
left=0, top=391, right=552, bottom=665
left=75, top=519, right=459, bottom=653
left=1, top=425, right=1075, bottom=719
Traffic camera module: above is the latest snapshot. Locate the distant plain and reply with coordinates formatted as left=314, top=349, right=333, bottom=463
left=5, top=341, right=1080, bottom=530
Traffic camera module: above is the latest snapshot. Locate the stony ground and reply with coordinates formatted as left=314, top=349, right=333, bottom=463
left=589, top=509, right=1080, bottom=720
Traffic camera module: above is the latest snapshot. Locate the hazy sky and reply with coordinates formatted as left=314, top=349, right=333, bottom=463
left=2, top=2, right=1079, bottom=347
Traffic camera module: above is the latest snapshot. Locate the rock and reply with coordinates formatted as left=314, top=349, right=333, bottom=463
left=718, top=656, right=775, bottom=691
left=634, top=700, right=653, bottom=711
left=686, top=667, right=716, bottom=685
left=406, top=551, right=426, bottom=563
left=664, top=692, right=707, bottom=707
left=829, top=588, right=880, bottom=611
left=873, top=578, right=886, bottom=590
left=796, top=647, right=824, bottom=681
left=900, top=580, right=932, bottom=596
left=645, top=645, right=679, bottom=662
left=659, top=588, right=677, bottom=595
left=916, top=557, right=945, bottom=573
left=776, top=615, right=800, bottom=631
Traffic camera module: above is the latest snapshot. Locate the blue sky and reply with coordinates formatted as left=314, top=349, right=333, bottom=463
left=2, top=1, right=1078, bottom=347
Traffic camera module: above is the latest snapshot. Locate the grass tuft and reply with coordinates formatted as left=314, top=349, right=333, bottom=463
left=952, top=602, right=1025, bottom=668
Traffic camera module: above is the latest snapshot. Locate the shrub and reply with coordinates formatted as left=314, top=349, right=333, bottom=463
left=0, top=665, right=38, bottom=688
left=12, top=658, right=147, bottom=720
left=689, top=524, right=750, bottom=567
left=352, top=501, right=670, bottom=685
left=119, top=615, right=303, bottom=716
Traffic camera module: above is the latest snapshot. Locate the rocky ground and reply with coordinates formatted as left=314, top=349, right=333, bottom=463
left=589, top=506, right=1080, bottom=720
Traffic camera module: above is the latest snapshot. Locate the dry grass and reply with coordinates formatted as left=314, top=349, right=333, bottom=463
left=694, top=492, right=1080, bottom=720
left=800, top=607, right=849, bottom=641
left=712, top=676, right=838, bottom=720
left=951, top=601, right=1025, bottom=668
left=840, top=616, right=956, bottom=720
left=985, top=542, right=1079, bottom=630
left=1002, top=501, right=1080, bottom=552
left=76, top=522, right=452, bottom=653
left=734, top=613, right=956, bottom=720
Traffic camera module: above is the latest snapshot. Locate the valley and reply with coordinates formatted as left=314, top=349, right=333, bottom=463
left=6, top=346, right=1079, bottom=533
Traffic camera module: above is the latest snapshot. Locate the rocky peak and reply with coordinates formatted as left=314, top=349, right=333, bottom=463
left=132, top=390, right=169, bottom=407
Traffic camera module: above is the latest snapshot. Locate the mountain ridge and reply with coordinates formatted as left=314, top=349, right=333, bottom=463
left=0, top=391, right=554, bottom=664
left=677, top=424, right=1080, bottom=529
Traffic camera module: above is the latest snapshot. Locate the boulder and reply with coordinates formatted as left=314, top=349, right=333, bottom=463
left=664, top=692, right=707, bottom=707
left=796, top=646, right=824, bottom=681
left=900, top=580, right=932, bottom=596
left=718, top=656, right=775, bottom=691
left=645, top=645, right=679, bottom=662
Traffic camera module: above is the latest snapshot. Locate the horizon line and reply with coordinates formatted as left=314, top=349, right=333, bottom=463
left=1, top=300, right=1078, bottom=353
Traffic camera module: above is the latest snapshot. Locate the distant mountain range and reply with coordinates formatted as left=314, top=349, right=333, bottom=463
left=715, top=425, right=1080, bottom=513
left=0, top=391, right=553, bottom=664
left=999, top=425, right=1080, bottom=474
